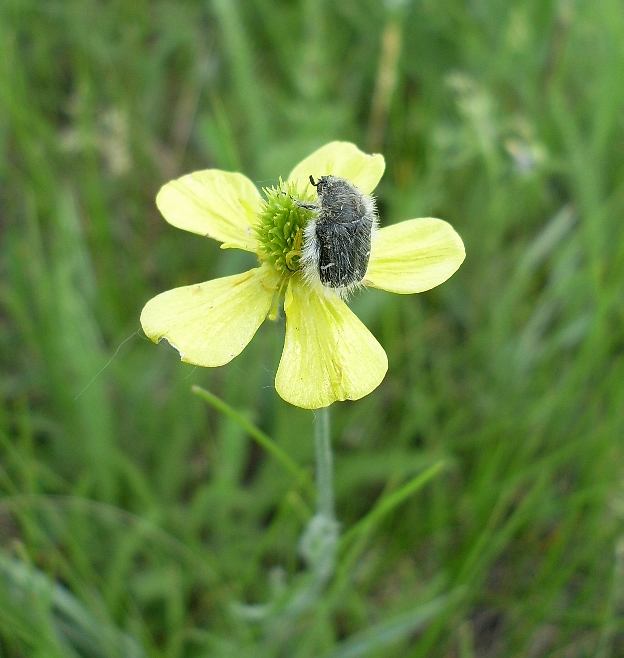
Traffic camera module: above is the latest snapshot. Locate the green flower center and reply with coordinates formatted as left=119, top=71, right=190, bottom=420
left=255, top=179, right=315, bottom=276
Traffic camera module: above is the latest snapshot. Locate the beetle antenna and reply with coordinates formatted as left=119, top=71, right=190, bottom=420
left=309, top=175, right=318, bottom=187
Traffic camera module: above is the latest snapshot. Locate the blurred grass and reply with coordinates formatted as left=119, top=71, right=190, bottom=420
left=1, top=0, right=624, bottom=655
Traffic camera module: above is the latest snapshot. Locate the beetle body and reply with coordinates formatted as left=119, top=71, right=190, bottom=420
left=301, top=175, right=377, bottom=295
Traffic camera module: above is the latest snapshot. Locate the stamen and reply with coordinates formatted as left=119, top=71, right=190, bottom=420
left=285, top=228, right=303, bottom=271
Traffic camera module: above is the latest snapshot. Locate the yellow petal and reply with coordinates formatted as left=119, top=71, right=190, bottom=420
left=156, top=170, right=260, bottom=252
left=287, top=142, right=385, bottom=196
left=275, top=277, right=388, bottom=409
left=364, top=218, right=465, bottom=294
left=140, top=267, right=278, bottom=367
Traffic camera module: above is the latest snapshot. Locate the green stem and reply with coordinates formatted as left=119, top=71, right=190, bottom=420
left=314, top=406, right=335, bottom=520
left=293, top=406, right=338, bottom=610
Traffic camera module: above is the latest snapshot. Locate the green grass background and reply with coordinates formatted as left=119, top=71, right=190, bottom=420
left=1, top=0, right=624, bottom=655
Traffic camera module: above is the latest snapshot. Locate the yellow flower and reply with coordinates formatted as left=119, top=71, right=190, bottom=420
left=141, top=142, right=465, bottom=409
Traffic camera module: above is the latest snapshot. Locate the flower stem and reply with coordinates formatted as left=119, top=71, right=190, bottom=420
left=314, top=406, right=335, bottom=520
left=295, top=406, right=339, bottom=606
